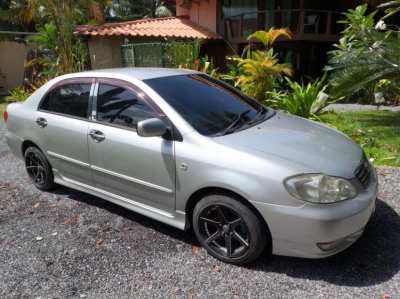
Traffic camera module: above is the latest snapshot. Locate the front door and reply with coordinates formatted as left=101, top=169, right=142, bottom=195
left=36, top=79, right=93, bottom=185
left=88, top=80, right=176, bottom=212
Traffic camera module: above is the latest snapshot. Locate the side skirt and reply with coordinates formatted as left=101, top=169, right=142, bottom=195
left=53, top=170, right=187, bottom=231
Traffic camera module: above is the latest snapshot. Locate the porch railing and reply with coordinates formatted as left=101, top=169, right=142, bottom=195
left=224, top=9, right=343, bottom=40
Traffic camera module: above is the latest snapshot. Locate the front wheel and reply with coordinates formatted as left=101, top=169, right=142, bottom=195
left=24, top=146, right=55, bottom=191
left=192, top=194, right=268, bottom=265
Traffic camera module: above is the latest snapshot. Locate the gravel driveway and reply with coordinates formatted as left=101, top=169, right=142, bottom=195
left=1, top=121, right=400, bottom=298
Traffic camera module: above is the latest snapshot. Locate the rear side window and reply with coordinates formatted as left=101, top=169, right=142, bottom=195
left=96, top=83, right=158, bottom=129
left=40, top=83, right=91, bottom=118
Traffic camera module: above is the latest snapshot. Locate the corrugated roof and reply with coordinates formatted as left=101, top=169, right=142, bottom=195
left=75, top=17, right=222, bottom=40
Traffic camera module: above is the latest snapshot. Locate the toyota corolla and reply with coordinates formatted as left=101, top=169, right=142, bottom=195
left=4, top=68, right=378, bottom=265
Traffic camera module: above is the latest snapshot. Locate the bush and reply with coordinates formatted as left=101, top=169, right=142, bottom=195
left=325, top=4, right=400, bottom=103
left=5, top=86, right=31, bottom=103
left=266, top=76, right=329, bottom=119
left=222, top=28, right=293, bottom=102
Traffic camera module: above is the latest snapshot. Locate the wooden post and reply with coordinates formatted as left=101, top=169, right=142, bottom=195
left=299, top=10, right=305, bottom=34
left=239, top=14, right=244, bottom=38
left=225, top=19, right=232, bottom=39
left=326, top=12, right=332, bottom=35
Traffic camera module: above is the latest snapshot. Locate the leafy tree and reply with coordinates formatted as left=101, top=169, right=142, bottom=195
left=325, top=4, right=400, bottom=101
left=379, top=0, right=400, bottom=19
left=0, top=0, right=39, bottom=30
left=110, top=0, right=173, bottom=19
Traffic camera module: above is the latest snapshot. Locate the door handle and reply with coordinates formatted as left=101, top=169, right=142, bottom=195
left=36, top=117, right=47, bottom=128
left=89, top=129, right=105, bottom=142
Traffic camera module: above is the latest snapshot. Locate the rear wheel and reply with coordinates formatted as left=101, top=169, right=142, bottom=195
left=24, top=146, right=55, bottom=191
left=193, top=194, right=268, bottom=265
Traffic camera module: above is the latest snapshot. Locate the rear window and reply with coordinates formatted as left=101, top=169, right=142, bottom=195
left=39, top=83, right=91, bottom=118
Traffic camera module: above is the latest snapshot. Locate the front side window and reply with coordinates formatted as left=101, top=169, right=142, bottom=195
left=96, top=83, right=158, bottom=129
left=145, top=74, right=268, bottom=136
left=40, top=83, right=91, bottom=118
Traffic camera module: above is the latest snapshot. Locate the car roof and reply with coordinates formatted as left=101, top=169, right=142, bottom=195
left=65, top=67, right=200, bottom=81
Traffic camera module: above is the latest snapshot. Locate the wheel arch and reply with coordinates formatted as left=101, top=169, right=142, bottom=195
left=185, top=187, right=271, bottom=239
left=21, top=140, right=42, bottom=156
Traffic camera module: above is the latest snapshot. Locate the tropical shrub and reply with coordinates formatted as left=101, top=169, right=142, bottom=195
left=325, top=4, right=400, bottom=102
left=180, top=56, right=220, bottom=79
left=224, top=28, right=293, bottom=102
left=266, top=75, right=329, bottom=119
left=5, top=86, right=31, bottom=103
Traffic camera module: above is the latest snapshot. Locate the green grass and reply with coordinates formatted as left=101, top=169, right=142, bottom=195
left=320, top=110, right=400, bottom=167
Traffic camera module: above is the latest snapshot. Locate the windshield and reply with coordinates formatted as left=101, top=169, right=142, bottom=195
left=145, top=74, right=268, bottom=136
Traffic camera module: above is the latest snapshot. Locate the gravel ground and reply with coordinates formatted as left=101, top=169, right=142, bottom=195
left=1, top=121, right=400, bottom=299
left=325, top=104, right=400, bottom=113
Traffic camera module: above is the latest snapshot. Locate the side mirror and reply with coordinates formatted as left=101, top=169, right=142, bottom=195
left=137, top=118, right=168, bottom=138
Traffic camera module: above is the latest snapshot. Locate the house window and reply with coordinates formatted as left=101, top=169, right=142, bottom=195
left=222, top=0, right=258, bottom=19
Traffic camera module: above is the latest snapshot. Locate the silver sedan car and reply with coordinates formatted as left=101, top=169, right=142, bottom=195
left=4, top=68, right=378, bottom=265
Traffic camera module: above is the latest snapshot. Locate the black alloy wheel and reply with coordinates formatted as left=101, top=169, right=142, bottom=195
left=193, top=194, right=268, bottom=265
left=24, top=146, right=55, bottom=191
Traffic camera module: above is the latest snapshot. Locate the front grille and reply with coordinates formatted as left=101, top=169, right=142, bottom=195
left=354, top=156, right=371, bottom=188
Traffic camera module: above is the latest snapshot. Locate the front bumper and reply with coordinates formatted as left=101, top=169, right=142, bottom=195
left=252, top=168, right=378, bottom=259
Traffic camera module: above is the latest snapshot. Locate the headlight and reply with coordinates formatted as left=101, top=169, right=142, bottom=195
left=284, top=174, right=357, bottom=204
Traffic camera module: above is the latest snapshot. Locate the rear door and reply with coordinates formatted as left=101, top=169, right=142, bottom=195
left=36, top=78, right=94, bottom=185
left=87, top=79, right=176, bottom=212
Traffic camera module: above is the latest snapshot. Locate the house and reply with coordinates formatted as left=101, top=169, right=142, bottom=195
left=175, top=0, right=362, bottom=76
left=0, top=31, right=36, bottom=93
left=76, top=16, right=222, bottom=70
left=77, top=0, right=363, bottom=77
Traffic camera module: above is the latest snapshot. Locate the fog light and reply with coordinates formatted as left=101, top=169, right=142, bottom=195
left=317, top=229, right=364, bottom=252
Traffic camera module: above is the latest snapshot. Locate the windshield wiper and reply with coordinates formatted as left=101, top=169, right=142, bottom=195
left=217, top=110, right=251, bottom=136
left=248, top=106, right=267, bottom=125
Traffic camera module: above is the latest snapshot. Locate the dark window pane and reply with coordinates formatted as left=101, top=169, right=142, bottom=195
left=145, top=74, right=261, bottom=136
left=97, top=84, right=157, bottom=129
left=40, top=83, right=91, bottom=118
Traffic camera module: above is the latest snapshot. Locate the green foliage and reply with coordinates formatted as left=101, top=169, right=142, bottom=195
left=182, top=56, right=220, bottom=79
left=111, top=0, right=173, bottom=19
left=122, top=41, right=199, bottom=68
left=321, top=111, right=400, bottom=167
left=224, top=28, right=293, bottom=102
left=4, top=86, right=31, bottom=102
left=154, top=2, right=173, bottom=17
left=24, top=1, right=94, bottom=77
left=247, top=28, right=292, bottom=49
left=379, top=0, right=400, bottom=19
left=0, top=0, right=39, bottom=29
left=0, top=102, right=6, bottom=117
left=235, top=50, right=292, bottom=102
left=325, top=4, right=400, bottom=102
left=266, top=75, right=329, bottom=119
left=339, top=4, right=377, bottom=38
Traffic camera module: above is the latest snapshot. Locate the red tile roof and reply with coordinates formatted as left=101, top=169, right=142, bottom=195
left=76, top=17, right=222, bottom=40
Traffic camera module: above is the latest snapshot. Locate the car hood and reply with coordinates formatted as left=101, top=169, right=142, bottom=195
left=213, top=111, right=363, bottom=178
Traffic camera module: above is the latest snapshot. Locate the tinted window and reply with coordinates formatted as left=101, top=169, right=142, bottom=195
left=145, top=74, right=262, bottom=136
left=96, top=84, right=158, bottom=129
left=40, top=83, right=91, bottom=118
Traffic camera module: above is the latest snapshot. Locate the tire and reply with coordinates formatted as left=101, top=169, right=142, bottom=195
left=24, top=146, right=55, bottom=191
left=192, top=194, right=268, bottom=265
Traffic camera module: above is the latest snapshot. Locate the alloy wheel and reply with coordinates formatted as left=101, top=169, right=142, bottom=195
left=25, top=151, right=47, bottom=186
left=198, top=205, right=250, bottom=259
